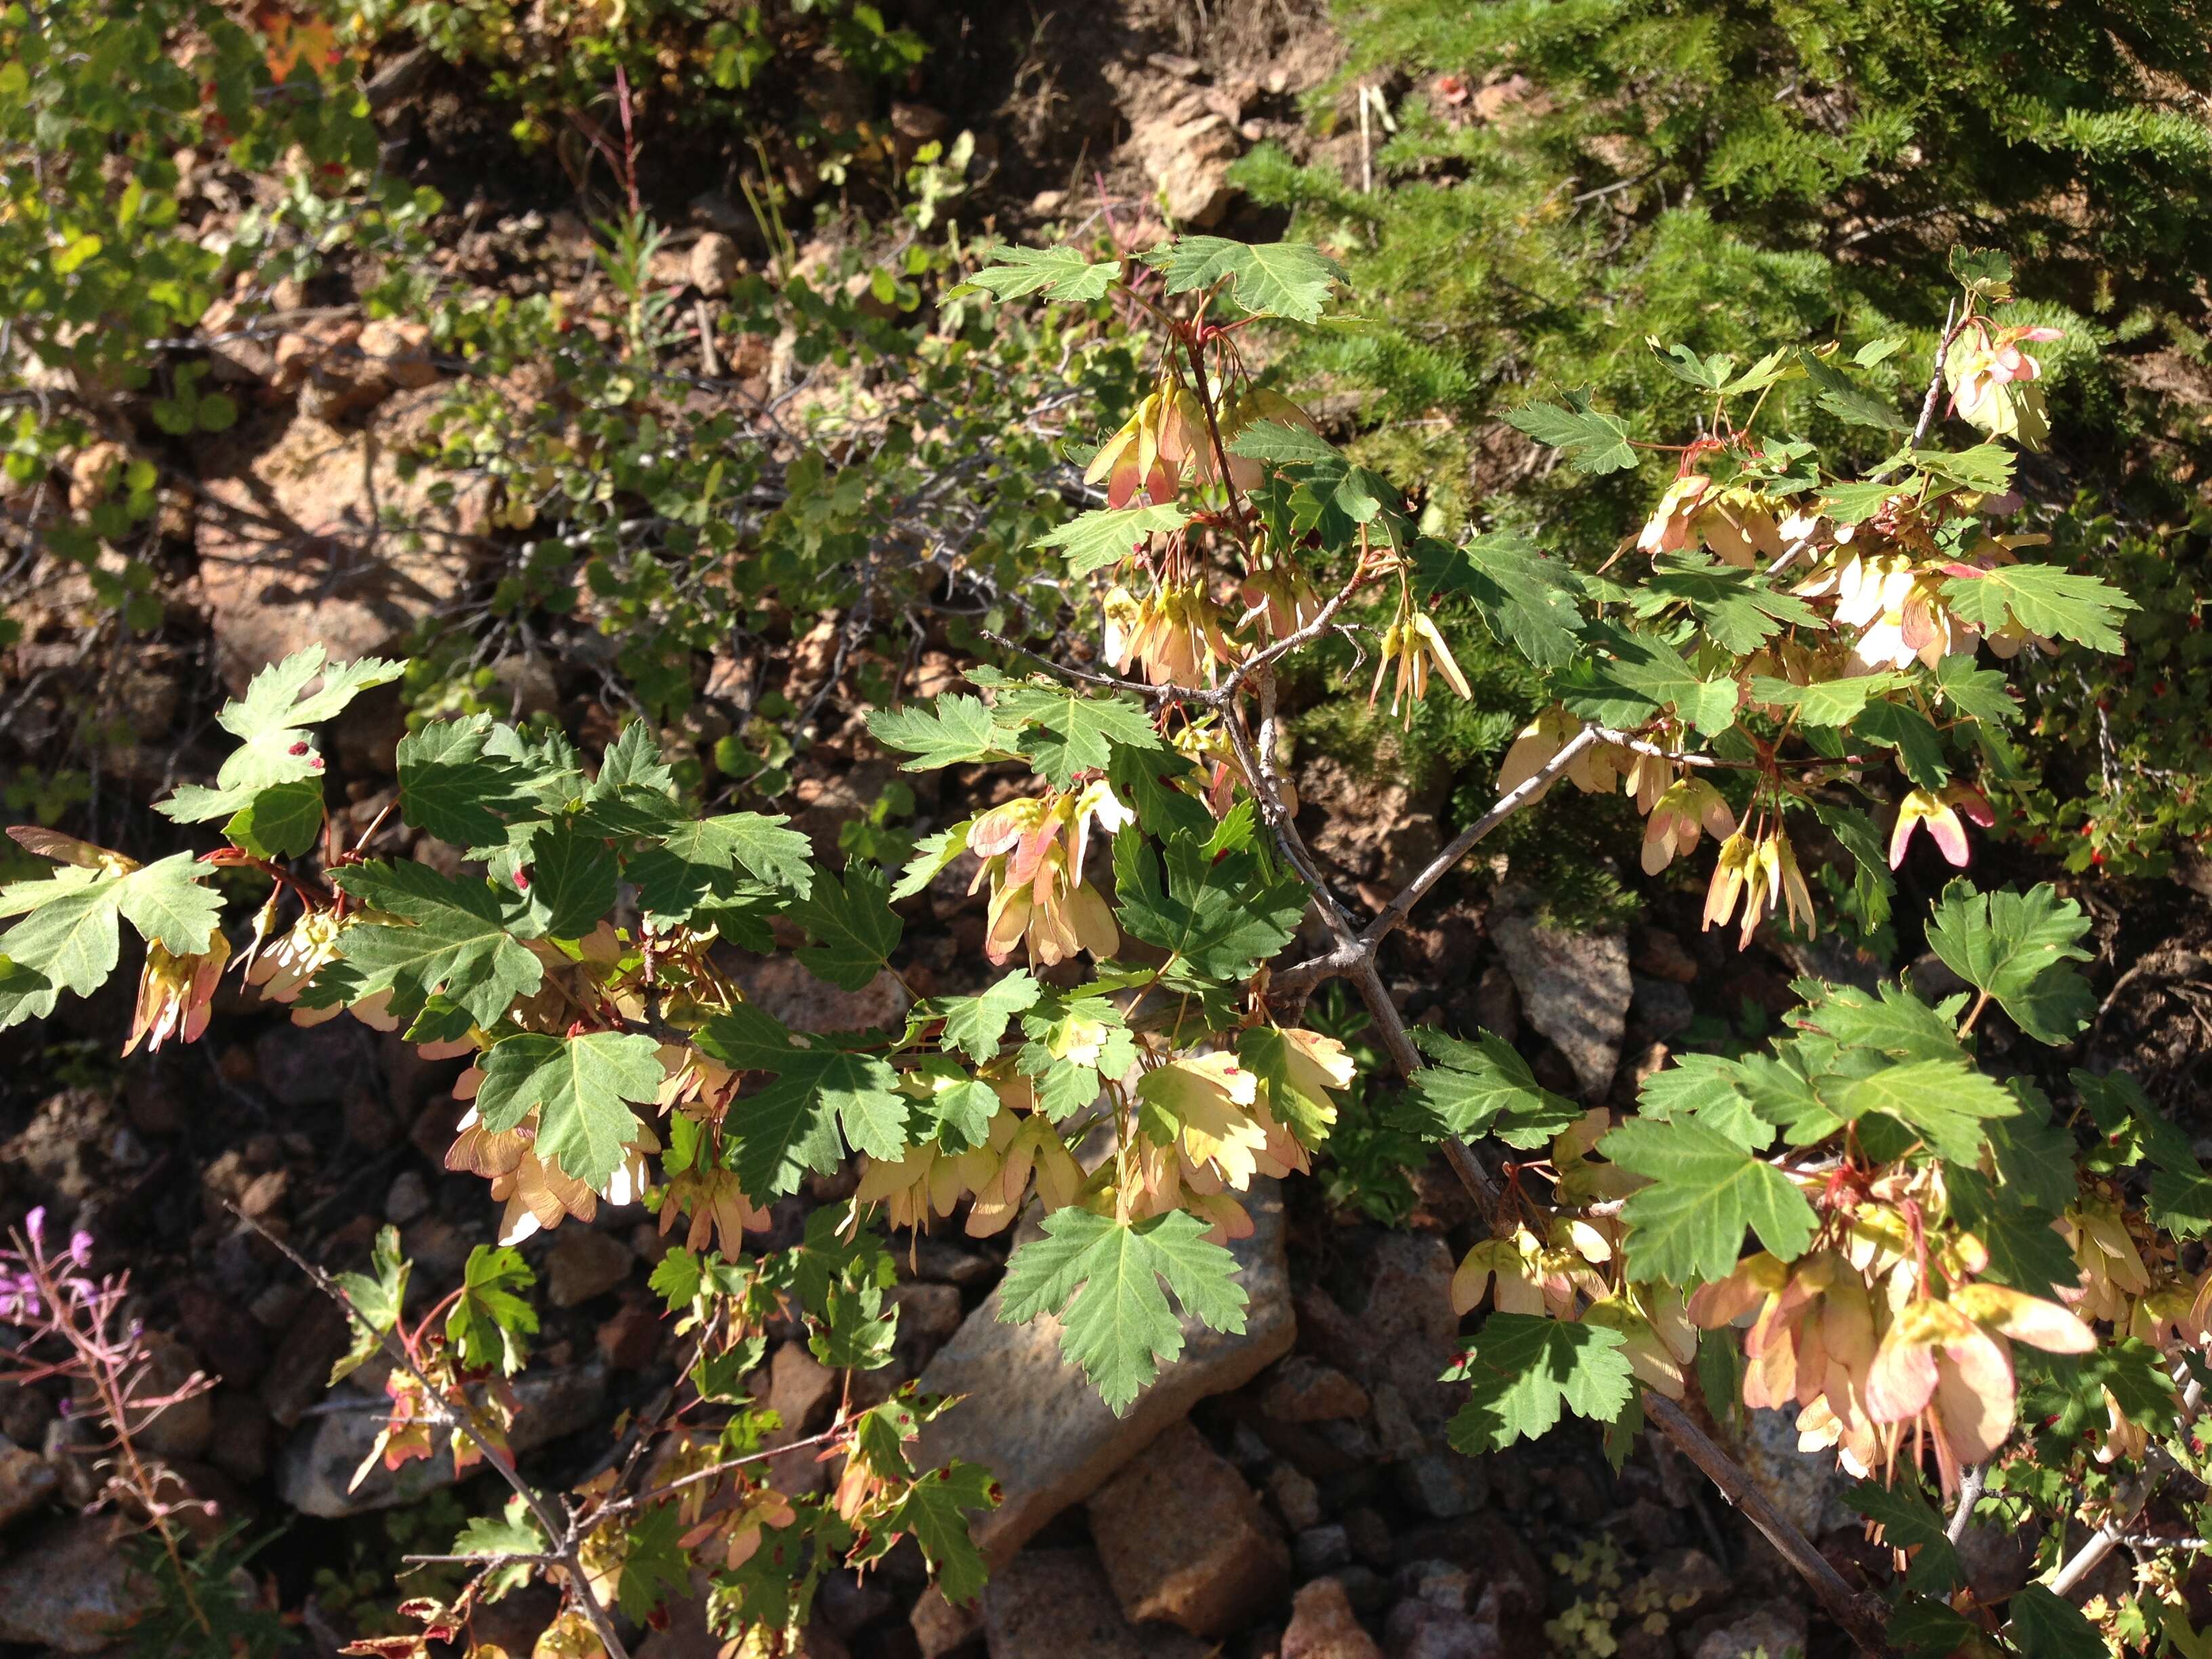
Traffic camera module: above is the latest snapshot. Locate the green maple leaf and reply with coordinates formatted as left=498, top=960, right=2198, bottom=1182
left=157, top=645, right=400, bottom=823
left=998, top=1208, right=1247, bottom=1414
left=2006, top=1585, right=2106, bottom=1659
left=1828, top=1059, right=2018, bottom=1161
left=960, top=244, right=1120, bottom=302
left=1402, top=1027, right=1578, bottom=1149
left=697, top=1006, right=912, bottom=1200
left=880, top=1462, right=1000, bottom=1607
left=1235, top=1025, right=1344, bottom=1148
left=0, top=960, right=59, bottom=1029
left=1637, top=1053, right=1774, bottom=1151
left=396, top=717, right=535, bottom=848
left=453, top=1497, right=548, bottom=1599
left=936, top=969, right=1042, bottom=1063
left=893, top=823, right=970, bottom=903
left=1820, top=478, right=1909, bottom=525
left=1747, top=672, right=1905, bottom=726
left=1911, top=443, right=2015, bottom=494
left=331, top=1224, right=410, bottom=1384
left=1111, top=827, right=1307, bottom=981
left=1845, top=1479, right=1961, bottom=1595
left=1931, top=654, right=2021, bottom=725
left=1603, top=1118, right=1819, bottom=1284
left=222, top=777, right=326, bottom=859
left=1444, top=1314, right=1635, bottom=1454
left=1854, top=698, right=1948, bottom=789
left=1790, top=981, right=1964, bottom=1063
left=628, top=813, right=815, bottom=923
left=1938, top=562, right=2136, bottom=652
left=1143, top=236, right=1345, bottom=323
left=787, top=863, right=903, bottom=992
left=1504, top=390, right=1637, bottom=475
left=1034, top=504, right=1191, bottom=576
left=1923, top=881, right=2093, bottom=1044
left=1890, top=1596, right=1980, bottom=1654
left=0, top=853, right=222, bottom=1026
left=1566, top=623, right=1741, bottom=736
left=994, top=683, right=1162, bottom=787
left=867, top=695, right=1021, bottom=773
left=445, top=1244, right=538, bottom=1376
left=1814, top=800, right=1896, bottom=930
left=616, top=1502, right=691, bottom=1621
left=1634, top=554, right=1820, bottom=653
left=1948, top=1167, right=2075, bottom=1298
left=920, top=1076, right=1002, bottom=1151
left=2151, top=1168, right=2212, bottom=1240
left=1799, top=349, right=1910, bottom=432
left=476, top=1030, right=663, bottom=1191
left=111, top=854, right=225, bottom=954
left=333, top=860, right=544, bottom=1029
left=514, top=821, right=618, bottom=939
left=595, top=720, right=677, bottom=797
left=1231, top=421, right=1403, bottom=541
left=1414, top=531, right=1584, bottom=671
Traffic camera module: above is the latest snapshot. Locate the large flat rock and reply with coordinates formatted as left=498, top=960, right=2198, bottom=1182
left=1487, top=883, right=1631, bottom=1100
left=914, top=1181, right=1294, bottom=1568
left=276, top=1363, right=607, bottom=1517
left=980, top=1549, right=1212, bottom=1659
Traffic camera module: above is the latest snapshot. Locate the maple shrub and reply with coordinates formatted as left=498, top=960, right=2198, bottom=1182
left=1, top=234, right=2196, bottom=1657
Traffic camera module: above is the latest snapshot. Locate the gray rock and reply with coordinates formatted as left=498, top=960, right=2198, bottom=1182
left=1630, top=975, right=1696, bottom=1040
left=130, top=1336, right=214, bottom=1460
left=383, top=1170, right=431, bottom=1225
left=1268, top=1461, right=1324, bottom=1531
left=1344, top=1506, right=1393, bottom=1567
left=1263, top=1356, right=1372, bottom=1423
left=1631, top=928, right=1699, bottom=984
left=1488, top=884, right=1631, bottom=1099
left=276, top=1364, right=607, bottom=1516
left=545, top=1229, right=633, bottom=1307
left=979, top=1548, right=1210, bottom=1658
left=0, top=1431, right=59, bottom=1528
left=1370, top=1382, right=1425, bottom=1462
left=1355, top=1234, right=1462, bottom=1439
left=0, top=1517, right=158, bottom=1651
left=688, top=232, right=740, bottom=296
left=252, top=1008, right=377, bottom=1109
left=909, top=1586, right=983, bottom=1658
left=1088, top=1420, right=1288, bottom=1636
left=733, top=954, right=909, bottom=1034
left=1296, top=1523, right=1354, bottom=1576
left=908, top=1236, right=998, bottom=1287
left=1392, top=1561, right=1472, bottom=1610
left=1281, top=1575, right=1384, bottom=1659
left=913, top=1180, right=1294, bottom=1568
left=1692, top=1602, right=1808, bottom=1659
left=1385, top=1598, right=1500, bottom=1659
left=1734, top=1407, right=1855, bottom=1538
left=1394, top=1452, right=1482, bottom=1520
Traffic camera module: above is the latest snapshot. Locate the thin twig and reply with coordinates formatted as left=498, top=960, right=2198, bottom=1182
left=1271, top=724, right=1602, bottom=1001
left=1642, top=1393, right=1895, bottom=1656
left=2051, top=1373, right=2205, bottom=1597
left=1910, top=302, right=1964, bottom=449
left=1947, top=1462, right=1988, bottom=1545
left=229, top=1207, right=633, bottom=1659
left=592, top=1427, right=845, bottom=1522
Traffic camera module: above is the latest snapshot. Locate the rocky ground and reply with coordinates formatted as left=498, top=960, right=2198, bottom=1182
left=5, top=1, right=2212, bottom=1656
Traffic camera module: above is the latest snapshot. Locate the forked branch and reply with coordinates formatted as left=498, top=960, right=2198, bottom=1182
left=230, top=1208, right=634, bottom=1659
